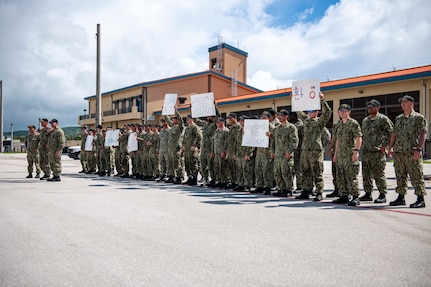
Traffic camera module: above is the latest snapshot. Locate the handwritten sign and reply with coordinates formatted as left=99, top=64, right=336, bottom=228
left=242, top=119, right=269, bottom=148
left=191, top=92, right=216, bottom=118
left=291, top=79, right=321, bottom=112
left=127, top=132, right=138, bottom=152
left=162, top=93, right=178, bottom=115
left=104, top=130, right=120, bottom=147
left=84, top=135, right=94, bottom=151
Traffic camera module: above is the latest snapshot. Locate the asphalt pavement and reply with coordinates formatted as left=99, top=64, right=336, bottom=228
left=0, top=153, right=430, bottom=287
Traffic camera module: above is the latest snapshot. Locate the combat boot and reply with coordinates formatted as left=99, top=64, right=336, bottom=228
left=40, top=174, right=50, bottom=180
left=35, top=173, right=40, bottom=178
left=26, top=173, right=32, bottom=178
left=165, top=176, right=174, bottom=183
left=389, top=194, right=406, bottom=206
left=326, top=188, right=339, bottom=198
left=313, top=193, right=323, bottom=202
left=295, top=190, right=310, bottom=200
left=173, top=177, right=182, bottom=184
left=410, top=196, right=426, bottom=208
left=264, top=187, right=271, bottom=195
left=189, top=177, right=198, bottom=186
left=332, top=195, right=350, bottom=204
left=359, top=192, right=373, bottom=201
left=47, top=176, right=60, bottom=182
left=348, top=197, right=360, bottom=206
left=374, top=193, right=386, bottom=203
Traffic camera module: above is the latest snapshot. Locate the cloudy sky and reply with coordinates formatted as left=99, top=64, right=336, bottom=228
left=1, top=0, right=430, bottom=131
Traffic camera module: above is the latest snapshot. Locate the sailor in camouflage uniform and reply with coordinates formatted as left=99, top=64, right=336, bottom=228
left=148, top=124, right=160, bottom=180
left=25, top=125, right=41, bottom=178
left=388, top=95, right=428, bottom=208
left=227, top=113, right=241, bottom=189
left=182, top=115, right=202, bottom=185
left=157, top=119, right=170, bottom=181
left=234, top=115, right=255, bottom=192
left=38, top=118, right=51, bottom=180
left=211, top=118, right=229, bottom=187
left=47, top=119, right=65, bottom=181
left=289, top=112, right=304, bottom=193
left=164, top=106, right=184, bottom=184
left=194, top=106, right=220, bottom=185
left=332, top=104, right=362, bottom=206
left=295, top=93, right=332, bottom=201
left=326, top=120, right=341, bottom=198
left=254, top=111, right=275, bottom=195
left=359, top=99, right=393, bottom=203
left=120, top=125, right=132, bottom=177
left=79, top=126, right=89, bottom=173
left=270, top=109, right=298, bottom=197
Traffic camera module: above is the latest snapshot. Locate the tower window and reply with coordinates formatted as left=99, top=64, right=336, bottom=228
left=211, top=58, right=217, bottom=69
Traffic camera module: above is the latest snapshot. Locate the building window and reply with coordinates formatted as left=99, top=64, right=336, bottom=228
left=339, top=90, right=419, bottom=124
left=211, top=58, right=217, bottom=69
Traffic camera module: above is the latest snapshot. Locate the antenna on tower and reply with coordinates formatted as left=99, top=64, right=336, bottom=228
left=216, top=36, right=224, bottom=73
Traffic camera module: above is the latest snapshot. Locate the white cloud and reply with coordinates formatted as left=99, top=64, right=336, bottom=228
left=0, top=0, right=430, bottom=130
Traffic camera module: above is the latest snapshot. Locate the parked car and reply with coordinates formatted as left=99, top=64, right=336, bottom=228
left=68, top=146, right=81, bottom=160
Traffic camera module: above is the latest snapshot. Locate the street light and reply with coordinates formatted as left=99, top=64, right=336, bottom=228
left=10, top=123, right=13, bottom=140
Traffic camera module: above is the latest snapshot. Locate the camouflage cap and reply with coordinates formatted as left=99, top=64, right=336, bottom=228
left=398, top=95, right=415, bottom=103
left=338, top=104, right=351, bottom=111
left=366, top=99, right=380, bottom=107
left=277, top=109, right=289, bottom=116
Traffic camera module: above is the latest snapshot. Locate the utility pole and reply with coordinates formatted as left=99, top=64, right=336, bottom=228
left=0, top=80, right=3, bottom=152
left=96, top=24, right=102, bottom=127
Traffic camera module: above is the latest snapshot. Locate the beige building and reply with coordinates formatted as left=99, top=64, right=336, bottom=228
left=79, top=44, right=431, bottom=156
left=79, top=43, right=257, bottom=129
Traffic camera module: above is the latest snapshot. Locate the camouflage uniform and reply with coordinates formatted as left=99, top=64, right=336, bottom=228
left=392, top=111, right=427, bottom=196
left=271, top=121, right=298, bottom=193
left=148, top=128, right=160, bottom=178
left=141, top=128, right=152, bottom=178
left=25, top=131, right=41, bottom=175
left=183, top=121, right=202, bottom=183
left=300, top=100, right=332, bottom=195
left=39, top=126, right=51, bottom=177
left=158, top=125, right=170, bottom=179
left=335, top=118, right=362, bottom=198
left=114, top=131, right=123, bottom=175
left=255, top=123, right=275, bottom=192
left=195, top=114, right=219, bottom=183
left=212, top=125, right=229, bottom=185
left=94, top=131, right=104, bottom=172
left=165, top=110, right=184, bottom=180
left=361, top=112, right=393, bottom=195
left=88, top=133, right=97, bottom=173
left=80, top=130, right=88, bottom=172
left=228, top=123, right=241, bottom=185
left=119, top=129, right=131, bottom=176
left=47, top=127, right=65, bottom=178
left=329, top=121, right=341, bottom=196
left=293, top=119, right=304, bottom=190
left=235, top=125, right=255, bottom=189
left=100, top=133, right=113, bottom=176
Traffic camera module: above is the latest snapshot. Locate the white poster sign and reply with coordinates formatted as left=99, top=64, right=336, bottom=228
left=241, top=119, right=269, bottom=148
left=190, top=92, right=216, bottom=118
left=84, top=135, right=94, bottom=151
left=105, top=130, right=120, bottom=147
left=127, top=132, right=138, bottom=152
left=291, top=79, right=321, bottom=112
left=162, top=93, right=178, bottom=115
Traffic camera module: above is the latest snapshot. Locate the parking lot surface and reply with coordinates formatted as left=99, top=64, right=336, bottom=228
left=0, top=153, right=430, bottom=286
